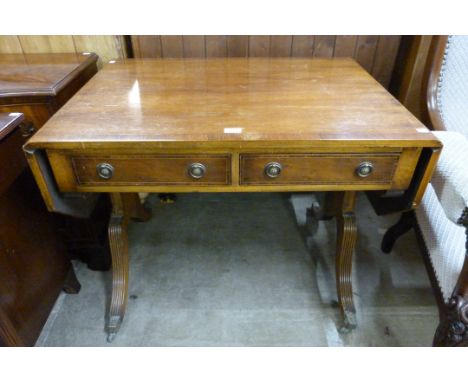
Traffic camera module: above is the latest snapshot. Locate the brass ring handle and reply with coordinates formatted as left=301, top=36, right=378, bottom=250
left=20, top=122, right=36, bottom=138
left=96, top=163, right=114, bottom=179
left=265, top=162, right=282, bottom=178
left=356, top=162, right=374, bottom=178
left=188, top=163, right=206, bottom=179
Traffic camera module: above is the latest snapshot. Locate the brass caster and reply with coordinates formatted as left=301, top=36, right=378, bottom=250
left=107, top=332, right=116, bottom=343
left=338, top=311, right=357, bottom=334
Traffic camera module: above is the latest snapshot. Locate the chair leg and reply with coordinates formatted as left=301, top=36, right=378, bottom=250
left=381, top=210, right=416, bottom=253
left=433, top=294, right=468, bottom=346
left=433, top=215, right=468, bottom=347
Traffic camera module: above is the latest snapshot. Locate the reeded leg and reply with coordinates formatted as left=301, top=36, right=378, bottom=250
left=334, top=191, right=358, bottom=332
left=106, top=193, right=151, bottom=342
left=106, top=193, right=130, bottom=342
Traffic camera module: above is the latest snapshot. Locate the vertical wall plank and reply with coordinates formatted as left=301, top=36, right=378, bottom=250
left=371, top=36, right=401, bottom=87
left=206, top=36, right=227, bottom=57
left=3, top=35, right=125, bottom=65
left=161, top=36, right=184, bottom=58
left=355, top=35, right=379, bottom=72
left=18, top=36, right=75, bottom=53
left=249, top=36, right=271, bottom=57
left=183, top=36, right=205, bottom=57
left=73, top=35, right=124, bottom=62
left=0, top=36, right=23, bottom=53
left=291, top=36, right=315, bottom=56
left=270, top=36, right=292, bottom=57
left=313, top=36, right=336, bottom=57
left=132, top=36, right=162, bottom=58
left=131, top=36, right=141, bottom=57
left=334, top=36, right=357, bottom=57
left=227, top=36, right=248, bottom=57
left=0, top=35, right=401, bottom=90
left=127, top=35, right=402, bottom=90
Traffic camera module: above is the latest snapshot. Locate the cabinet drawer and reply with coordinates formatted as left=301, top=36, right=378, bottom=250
left=240, top=154, right=399, bottom=185
left=71, top=155, right=231, bottom=186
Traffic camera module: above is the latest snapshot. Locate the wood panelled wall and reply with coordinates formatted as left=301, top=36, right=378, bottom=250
left=0, top=36, right=126, bottom=65
left=131, top=35, right=401, bottom=88
left=0, top=35, right=403, bottom=90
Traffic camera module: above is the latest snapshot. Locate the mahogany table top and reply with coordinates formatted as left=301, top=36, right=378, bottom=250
left=26, top=58, right=441, bottom=150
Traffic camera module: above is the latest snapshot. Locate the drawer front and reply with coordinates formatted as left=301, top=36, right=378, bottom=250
left=72, top=155, right=231, bottom=186
left=240, top=154, right=398, bottom=185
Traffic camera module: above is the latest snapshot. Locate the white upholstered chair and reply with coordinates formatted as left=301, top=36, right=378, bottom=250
left=382, top=35, right=468, bottom=346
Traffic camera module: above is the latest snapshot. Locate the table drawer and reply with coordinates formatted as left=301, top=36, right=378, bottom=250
left=71, top=155, right=231, bottom=186
left=240, top=154, right=399, bottom=185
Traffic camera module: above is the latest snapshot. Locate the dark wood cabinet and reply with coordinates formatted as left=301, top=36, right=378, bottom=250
left=0, top=113, right=73, bottom=346
left=0, top=53, right=99, bottom=128
left=0, top=53, right=108, bottom=346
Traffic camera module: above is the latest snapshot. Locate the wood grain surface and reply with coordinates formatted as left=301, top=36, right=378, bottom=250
left=26, top=58, right=440, bottom=151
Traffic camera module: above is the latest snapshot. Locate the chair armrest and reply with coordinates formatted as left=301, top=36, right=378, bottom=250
left=431, top=131, right=468, bottom=224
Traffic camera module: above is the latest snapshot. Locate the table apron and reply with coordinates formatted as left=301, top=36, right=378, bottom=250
left=43, top=148, right=422, bottom=193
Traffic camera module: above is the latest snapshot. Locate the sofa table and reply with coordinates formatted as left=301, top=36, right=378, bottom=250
left=24, top=58, right=442, bottom=341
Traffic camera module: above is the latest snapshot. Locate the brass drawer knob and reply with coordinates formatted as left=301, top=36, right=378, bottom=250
left=188, top=163, right=206, bottom=179
left=96, top=163, right=114, bottom=179
left=356, top=162, right=374, bottom=177
left=265, top=162, right=282, bottom=178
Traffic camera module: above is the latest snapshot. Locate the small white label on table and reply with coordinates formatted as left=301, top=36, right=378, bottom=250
left=224, top=127, right=243, bottom=134
left=416, top=127, right=430, bottom=133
